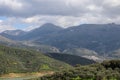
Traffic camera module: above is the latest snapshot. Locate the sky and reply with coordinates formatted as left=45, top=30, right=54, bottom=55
left=0, top=0, right=120, bottom=32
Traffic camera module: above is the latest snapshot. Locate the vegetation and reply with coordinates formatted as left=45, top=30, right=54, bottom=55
left=46, top=53, right=95, bottom=66
left=30, top=60, right=120, bottom=80
left=0, top=45, right=72, bottom=75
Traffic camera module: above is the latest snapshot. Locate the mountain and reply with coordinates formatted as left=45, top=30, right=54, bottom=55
left=23, top=41, right=60, bottom=53
left=0, top=35, right=16, bottom=45
left=33, top=23, right=120, bottom=55
left=0, top=36, right=60, bottom=54
left=1, top=23, right=63, bottom=41
left=21, top=23, right=63, bottom=40
left=0, top=45, right=72, bottom=75
left=46, top=53, right=95, bottom=66
left=2, top=23, right=120, bottom=56
left=0, top=35, right=13, bottom=42
left=0, top=30, right=26, bottom=40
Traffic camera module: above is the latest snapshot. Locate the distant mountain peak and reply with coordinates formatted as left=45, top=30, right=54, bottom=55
left=42, top=23, right=56, bottom=26
left=39, top=23, right=63, bottom=29
left=29, top=23, right=63, bottom=33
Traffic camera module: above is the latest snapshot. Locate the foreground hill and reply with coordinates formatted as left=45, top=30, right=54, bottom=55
left=33, top=60, right=120, bottom=80
left=46, top=53, right=95, bottom=66
left=0, top=45, right=72, bottom=75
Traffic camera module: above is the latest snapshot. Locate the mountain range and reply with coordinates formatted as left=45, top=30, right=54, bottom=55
left=1, top=23, right=120, bottom=59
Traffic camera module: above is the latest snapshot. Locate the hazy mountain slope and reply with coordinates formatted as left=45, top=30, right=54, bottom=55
left=2, top=30, right=26, bottom=36
left=0, top=35, right=17, bottom=45
left=0, top=35, right=60, bottom=54
left=34, top=23, right=120, bottom=54
left=46, top=53, right=95, bottom=66
left=63, top=48, right=101, bottom=61
left=63, top=48, right=98, bottom=56
left=23, top=41, right=60, bottom=53
left=109, top=49, right=120, bottom=58
left=0, top=30, right=26, bottom=40
left=2, top=23, right=120, bottom=55
left=0, top=45, right=72, bottom=75
left=20, top=23, right=63, bottom=40
left=1, top=23, right=63, bottom=41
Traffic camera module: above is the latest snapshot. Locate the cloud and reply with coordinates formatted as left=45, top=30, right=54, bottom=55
left=0, top=0, right=104, bottom=17
left=0, top=19, right=15, bottom=32
left=0, top=0, right=119, bottom=17
left=0, top=0, right=120, bottom=18
left=0, top=0, right=120, bottom=32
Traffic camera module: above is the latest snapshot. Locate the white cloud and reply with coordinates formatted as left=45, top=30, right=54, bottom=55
left=22, top=16, right=40, bottom=24
left=0, top=0, right=24, bottom=10
left=0, top=0, right=119, bottom=17
left=0, top=0, right=120, bottom=31
left=0, top=25, right=15, bottom=32
left=103, top=0, right=120, bottom=7
left=0, top=21, right=15, bottom=32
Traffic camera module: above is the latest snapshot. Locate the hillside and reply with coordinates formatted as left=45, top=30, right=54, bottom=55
left=0, top=35, right=17, bottom=45
left=46, top=53, right=95, bottom=66
left=33, top=60, right=120, bottom=80
left=0, top=45, right=72, bottom=75
left=22, top=41, right=60, bottom=53
left=0, top=35, right=14, bottom=43
left=109, top=49, right=120, bottom=59
left=0, top=35, right=60, bottom=54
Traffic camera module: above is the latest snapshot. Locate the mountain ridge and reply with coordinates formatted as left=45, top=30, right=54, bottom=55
left=1, top=23, right=120, bottom=57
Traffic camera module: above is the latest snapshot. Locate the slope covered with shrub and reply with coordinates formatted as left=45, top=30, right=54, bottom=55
left=0, top=45, right=72, bottom=75
left=32, top=60, right=120, bottom=80
left=46, top=53, right=95, bottom=66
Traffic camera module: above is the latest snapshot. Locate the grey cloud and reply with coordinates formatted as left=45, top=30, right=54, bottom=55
left=102, top=5, right=120, bottom=18
left=0, top=0, right=120, bottom=18
left=0, top=0, right=120, bottom=32
left=0, top=0, right=91, bottom=17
